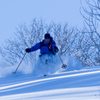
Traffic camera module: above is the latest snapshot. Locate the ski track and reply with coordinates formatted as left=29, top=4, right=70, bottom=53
left=0, top=86, right=100, bottom=100
left=0, top=69, right=100, bottom=90
left=0, top=67, right=100, bottom=99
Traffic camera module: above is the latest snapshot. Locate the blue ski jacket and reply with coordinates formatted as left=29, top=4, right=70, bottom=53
left=30, top=38, right=57, bottom=55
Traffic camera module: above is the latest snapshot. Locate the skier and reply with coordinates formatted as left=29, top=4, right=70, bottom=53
left=25, top=33, right=59, bottom=56
left=25, top=33, right=59, bottom=76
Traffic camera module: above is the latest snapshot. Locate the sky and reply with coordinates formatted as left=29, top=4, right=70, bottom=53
left=0, top=0, right=84, bottom=45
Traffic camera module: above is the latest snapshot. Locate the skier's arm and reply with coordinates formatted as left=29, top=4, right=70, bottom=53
left=25, top=43, right=41, bottom=53
left=30, top=43, right=41, bottom=52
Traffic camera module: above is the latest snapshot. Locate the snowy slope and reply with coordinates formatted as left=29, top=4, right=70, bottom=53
left=0, top=66, right=100, bottom=100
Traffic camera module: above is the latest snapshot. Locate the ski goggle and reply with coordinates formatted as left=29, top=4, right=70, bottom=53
left=45, top=38, right=50, bottom=39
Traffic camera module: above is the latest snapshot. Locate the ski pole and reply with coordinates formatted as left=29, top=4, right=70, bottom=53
left=14, top=53, right=26, bottom=74
left=58, top=53, right=64, bottom=65
left=58, top=53, right=67, bottom=69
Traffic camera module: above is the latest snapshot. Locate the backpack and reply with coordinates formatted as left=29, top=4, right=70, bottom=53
left=40, top=38, right=59, bottom=53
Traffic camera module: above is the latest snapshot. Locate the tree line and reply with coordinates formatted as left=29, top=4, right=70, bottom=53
left=0, top=0, right=100, bottom=67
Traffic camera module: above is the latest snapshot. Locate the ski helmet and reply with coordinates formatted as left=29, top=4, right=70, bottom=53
left=45, top=33, right=50, bottom=39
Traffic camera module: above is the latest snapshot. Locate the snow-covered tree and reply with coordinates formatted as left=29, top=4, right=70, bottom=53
left=79, top=0, right=100, bottom=66
left=0, top=19, right=78, bottom=67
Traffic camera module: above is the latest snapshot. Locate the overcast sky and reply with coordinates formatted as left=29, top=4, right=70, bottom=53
left=0, top=0, right=84, bottom=45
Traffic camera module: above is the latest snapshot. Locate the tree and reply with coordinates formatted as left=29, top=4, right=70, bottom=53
left=0, top=19, right=46, bottom=66
left=79, top=0, right=100, bottom=66
left=0, top=18, right=78, bottom=67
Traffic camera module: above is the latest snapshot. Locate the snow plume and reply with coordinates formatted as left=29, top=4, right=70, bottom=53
left=0, top=66, right=15, bottom=77
left=0, top=54, right=83, bottom=77
left=62, top=55, right=83, bottom=71
left=0, top=60, right=33, bottom=77
left=0, top=54, right=61, bottom=77
left=19, top=54, right=62, bottom=76
left=32, top=54, right=62, bottom=76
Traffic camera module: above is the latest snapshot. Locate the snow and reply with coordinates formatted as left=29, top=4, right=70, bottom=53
left=0, top=55, right=100, bottom=100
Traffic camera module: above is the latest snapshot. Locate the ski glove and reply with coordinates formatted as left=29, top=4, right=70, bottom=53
left=54, top=46, right=59, bottom=53
left=25, top=48, right=31, bottom=53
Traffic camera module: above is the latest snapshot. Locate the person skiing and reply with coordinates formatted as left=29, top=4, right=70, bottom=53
left=25, top=33, right=59, bottom=76
left=25, top=33, right=59, bottom=55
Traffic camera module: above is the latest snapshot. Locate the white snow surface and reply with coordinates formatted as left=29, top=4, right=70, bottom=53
left=0, top=55, right=100, bottom=100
